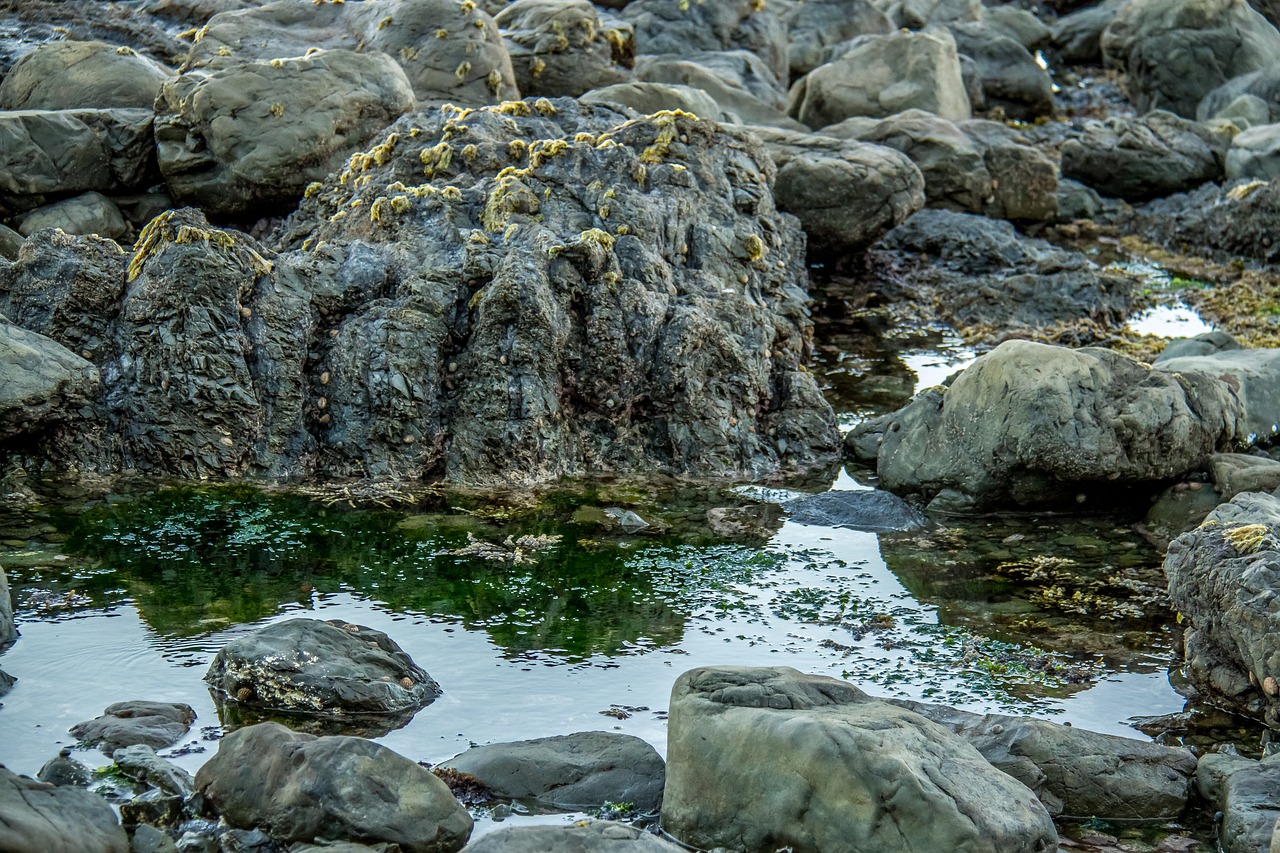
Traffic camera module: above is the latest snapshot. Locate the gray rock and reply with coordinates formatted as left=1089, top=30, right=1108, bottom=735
left=1056, top=177, right=1104, bottom=221
left=1198, top=64, right=1280, bottom=125
left=704, top=504, right=784, bottom=541
left=1210, top=93, right=1273, bottom=129
left=1102, top=0, right=1280, bottom=118
left=495, top=0, right=632, bottom=98
left=461, top=822, right=684, bottom=853
left=789, top=29, right=971, bottom=128
left=112, top=745, right=195, bottom=796
left=1061, top=111, right=1226, bottom=202
left=0, top=40, right=174, bottom=111
left=0, top=563, right=14, bottom=646
left=948, top=22, right=1055, bottom=120
left=0, top=766, right=129, bottom=852
left=1155, top=331, right=1243, bottom=362
left=959, top=120, right=1057, bottom=221
left=892, top=699, right=1197, bottom=819
left=0, top=108, right=156, bottom=198
left=784, top=0, right=892, bottom=78
left=440, top=732, right=665, bottom=811
left=636, top=51, right=799, bottom=130
left=37, top=749, right=93, bottom=788
left=1052, top=1, right=1123, bottom=65
left=884, top=0, right=982, bottom=28
left=130, top=824, right=179, bottom=853
left=1123, top=179, right=1280, bottom=266
left=195, top=722, right=472, bottom=852
left=1142, top=481, right=1224, bottom=547
left=69, top=701, right=197, bottom=754
left=0, top=321, right=100, bottom=442
left=1227, top=121, right=1280, bottom=180
left=1210, top=453, right=1280, bottom=499
left=983, top=5, right=1052, bottom=50
left=206, top=618, right=439, bottom=722
left=0, top=667, right=13, bottom=699
left=0, top=224, right=23, bottom=261
left=662, top=666, right=1058, bottom=853
left=17, top=192, right=128, bottom=240
left=622, top=0, right=788, bottom=84
left=877, top=340, right=1246, bottom=511
left=781, top=489, right=928, bottom=532
left=1156, top=348, right=1280, bottom=446
left=1165, top=491, right=1280, bottom=725
left=1193, top=751, right=1280, bottom=853
left=155, top=50, right=416, bottom=215
left=579, top=82, right=725, bottom=121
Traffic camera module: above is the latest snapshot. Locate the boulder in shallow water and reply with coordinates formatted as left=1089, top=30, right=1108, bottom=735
left=781, top=489, right=928, bottom=532
left=69, top=700, right=196, bottom=754
left=0, top=563, right=14, bottom=646
left=36, top=749, right=92, bottom=788
left=0, top=765, right=129, bottom=853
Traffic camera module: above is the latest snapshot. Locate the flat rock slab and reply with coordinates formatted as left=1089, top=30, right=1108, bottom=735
left=781, top=489, right=928, bottom=532
left=0, top=765, right=129, bottom=852
left=462, top=821, right=685, bottom=852
left=69, top=700, right=195, bottom=754
left=111, top=745, right=194, bottom=796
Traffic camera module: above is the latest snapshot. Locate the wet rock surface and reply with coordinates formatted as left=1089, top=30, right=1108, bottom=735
left=0, top=563, right=13, bottom=646
left=1061, top=111, right=1226, bottom=202
left=781, top=488, right=928, bottom=532
left=462, top=822, right=685, bottom=852
left=69, top=700, right=196, bottom=754
left=0, top=765, right=130, bottom=853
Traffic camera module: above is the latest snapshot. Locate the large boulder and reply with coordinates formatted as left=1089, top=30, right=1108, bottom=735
left=205, top=618, right=440, bottom=722
left=1226, top=121, right=1280, bottom=179
left=155, top=50, right=416, bottom=215
left=877, top=340, right=1247, bottom=511
left=958, top=119, right=1058, bottom=221
left=0, top=40, right=174, bottom=111
left=17, top=192, right=128, bottom=240
left=1156, top=348, right=1280, bottom=446
left=1165, top=491, right=1280, bottom=725
left=948, top=22, right=1055, bottom=120
left=1052, top=1, right=1124, bottom=64
left=440, top=732, right=665, bottom=811
left=621, top=0, right=788, bottom=84
left=0, top=766, right=129, bottom=853
left=0, top=321, right=100, bottom=443
left=1101, top=0, right=1280, bottom=117
left=1210, top=452, right=1280, bottom=499
left=494, top=0, right=632, bottom=98
left=662, top=666, right=1058, bottom=853
left=788, top=29, right=971, bottom=128
left=0, top=108, right=156, bottom=199
left=463, top=822, right=685, bottom=853
left=195, top=722, right=472, bottom=852
left=1061, top=111, right=1226, bottom=202
left=784, top=0, right=892, bottom=78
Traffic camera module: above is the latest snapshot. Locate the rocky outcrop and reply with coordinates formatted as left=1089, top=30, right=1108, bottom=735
left=69, top=700, right=196, bottom=754
left=958, top=120, right=1057, bottom=221
left=1210, top=453, right=1280, bottom=499
left=0, top=40, right=173, bottom=111
left=662, top=666, right=1058, bottom=853
left=205, top=618, right=440, bottom=723
left=0, top=766, right=129, bottom=853
left=1061, top=112, right=1226, bottom=202
left=440, top=732, right=665, bottom=811
left=876, top=340, right=1246, bottom=511
left=195, top=722, right=472, bottom=852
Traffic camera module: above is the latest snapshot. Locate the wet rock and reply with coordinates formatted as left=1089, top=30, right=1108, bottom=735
left=948, top=22, right=1055, bottom=120
left=1155, top=330, right=1243, bottom=362
left=877, top=340, right=1246, bottom=511
left=462, top=822, right=685, bottom=852
left=662, top=666, right=1058, bottom=853
left=1101, top=0, right=1280, bottom=118
left=440, top=732, right=665, bottom=811
left=1193, top=751, right=1280, bottom=853
left=621, top=0, right=787, bottom=84
left=842, top=412, right=896, bottom=463
left=1125, top=180, right=1280, bottom=265
left=1226, top=122, right=1280, bottom=180
left=37, top=749, right=93, bottom=788
left=155, top=50, right=416, bottom=215
left=704, top=504, right=784, bottom=542
left=70, top=701, right=197, bottom=754
left=0, top=667, right=13, bottom=699
left=0, top=40, right=174, bottom=111
left=17, top=192, right=128, bottom=240
left=579, top=82, right=724, bottom=121
left=112, top=745, right=195, bottom=796
left=0, top=765, right=130, bottom=852
left=781, top=489, right=928, bottom=532
left=0, top=321, right=100, bottom=442
left=1061, top=112, right=1226, bottom=203
left=958, top=120, right=1057, bottom=221
left=1056, top=178, right=1105, bottom=221
left=892, top=699, right=1197, bottom=819
left=0, top=108, right=156, bottom=199
left=783, top=0, right=892, bottom=78
left=1155, top=349, right=1280, bottom=446
left=0, top=563, right=13, bottom=646
left=788, top=29, right=971, bottom=128
left=1051, top=1, right=1123, bottom=64
left=494, top=0, right=632, bottom=98
left=1198, top=64, right=1280, bottom=125
left=120, top=788, right=185, bottom=831
left=130, top=824, right=179, bottom=853
left=1210, top=453, right=1280, bottom=500
left=1165, top=491, right=1280, bottom=725
left=205, top=618, right=440, bottom=722
left=195, top=722, right=472, bottom=852
left=0, top=224, right=23, bottom=261
left=1142, top=481, right=1224, bottom=548
left=636, top=51, right=799, bottom=130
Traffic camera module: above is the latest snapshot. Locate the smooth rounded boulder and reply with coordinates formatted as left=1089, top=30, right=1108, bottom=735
left=0, top=766, right=128, bottom=852
left=0, top=321, right=100, bottom=443
left=69, top=700, right=196, bottom=754
left=1226, top=122, right=1280, bottom=180
left=0, top=40, right=174, bottom=111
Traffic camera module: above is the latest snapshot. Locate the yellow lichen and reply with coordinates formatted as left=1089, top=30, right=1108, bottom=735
left=498, top=100, right=531, bottom=116
left=378, top=15, right=394, bottom=29
left=1227, top=180, right=1269, bottom=201
left=461, top=144, right=479, bottom=160
left=442, top=185, right=463, bottom=201
left=487, top=68, right=504, bottom=93
left=269, top=58, right=284, bottom=69
left=436, top=28, right=450, bottom=39
left=455, top=60, right=472, bottom=80
left=115, top=46, right=136, bottom=56
left=401, top=46, right=420, bottom=62
left=576, top=227, right=615, bottom=251
left=270, top=102, right=285, bottom=117
left=508, top=139, right=528, bottom=159
left=530, top=57, right=547, bottom=78
left=420, top=142, right=455, bottom=177
left=304, top=182, right=324, bottom=198
left=534, top=97, right=557, bottom=116
left=1224, top=524, right=1273, bottom=554
left=391, top=195, right=412, bottom=213
left=460, top=0, right=476, bottom=11
left=128, top=212, right=271, bottom=282
left=744, top=234, right=766, bottom=262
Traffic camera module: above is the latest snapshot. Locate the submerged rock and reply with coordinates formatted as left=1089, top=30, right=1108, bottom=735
left=781, top=489, right=928, bottom=532
left=662, top=666, right=1058, bottom=853
left=195, top=722, right=472, bottom=852
left=205, top=618, right=440, bottom=723
left=69, top=700, right=196, bottom=754
left=0, top=766, right=129, bottom=852
left=463, top=822, right=685, bottom=852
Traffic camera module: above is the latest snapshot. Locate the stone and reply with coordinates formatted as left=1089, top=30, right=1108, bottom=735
left=888, top=0, right=982, bottom=28
left=461, top=822, right=685, bottom=852
left=579, top=82, right=725, bottom=121
left=1192, top=751, right=1280, bottom=853
left=130, top=824, right=179, bottom=853
left=662, top=666, right=1058, bottom=853
left=440, top=732, right=665, bottom=811
left=959, top=120, right=1058, bottom=221
left=1156, top=348, right=1280, bottom=446
left=1124, top=179, right=1280, bottom=266
left=622, top=0, right=788, bottom=84
left=194, top=722, right=472, bottom=852
left=635, top=51, right=799, bottom=130
left=1198, top=64, right=1280, bottom=125
left=0, top=667, right=13, bottom=699
left=788, top=29, right=971, bottom=128
left=0, top=321, right=100, bottom=442
left=1226, top=121, right=1280, bottom=180
left=1208, top=93, right=1273, bottom=129
left=948, top=22, right=1055, bottom=120
left=0, top=40, right=174, bottom=111
left=0, top=563, right=13, bottom=646
left=1156, top=331, right=1243, bottom=362
left=784, top=0, right=892, bottom=78
left=983, top=6, right=1053, bottom=49
left=155, top=50, right=416, bottom=215
left=1210, top=453, right=1280, bottom=499
left=69, top=701, right=196, bottom=754
left=1061, top=111, right=1226, bottom=202
left=112, top=745, right=195, bottom=796
left=1056, top=178, right=1104, bottom=221
left=1052, top=1, right=1124, bottom=64
left=17, top=192, right=128, bottom=240
left=0, top=766, right=129, bottom=852
left=0, top=108, right=156, bottom=198
left=37, top=750, right=93, bottom=788
left=0, top=224, right=23, bottom=261
left=781, top=489, right=928, bottom=532
left=494, top=0, right=632, bottom=98
left=1142, top=481, right=1224, bottom=548
left=1101, top=0, right=1280, bottom=117
left=877, top=340, right=1246, bottom=511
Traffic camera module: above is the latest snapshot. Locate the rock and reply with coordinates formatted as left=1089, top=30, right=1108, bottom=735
left=1142, top=480, right=1224, bottom=547
left=1192, top=751, right=1280, bottom=853
left=704, top=504, right=785, bottom=541
left=130, top=824, right=179, bottom=853
left=784, top=0, right=892, bottom=78
left=188, top=0, right=517, bottom=105
left=0, top=108, right=156, bottom=199
left=892, top=699, right=1197, bottom=819
left=1210, top=453, right=1280, bottom=499
left=579, top=82, right=725, bottom=121
left=983, top=6, right=1053, bottom=50
left=1156, top=331, right=1243, bottom=362
left=884, top=0, right=983, bottom=28
left=205, top=618, right=440, bottom=722
left=494, top=0, right=632, bottom=98
left=37, top=750, right=93, bottom=788
left=155, top=50, right=416, bottom=215
left=69, top=701, right=196, bottom=754
left=1052, top=1, right=1124, bottom=64
left=1226, top=121, right=1280, bottom=180
left=1208, top=93, right=1273, bottom=129
left=1101, top=0, right=1280, bottom=118
left=877, top=340, right=1246, bottom=511
left=1198, top=64, right=1280, bottom=125
left=1056, top=177, right=1105, bottom=221
left=0, top=224, right=23, bottom=261
left=959, top=120, right=1057, bottom=221
left=636, top=51, right=799, bottom=130
left=0, top=321, right=100, bottom=442
left=621, top=0, right=788, bottom=84
left=780, top=489, right=928, bottom=532
left=112, top=745, right=195, bottom=796
left=948, top=22, right=1055, bottom=120
left=1061, top=112, right=1226, bottom=202
left=0, top=40, right=174, bottom=111
left=0, top=667, right=13, bottom=699
left=1165, top=491, right=1280, bottom=725
left=0, top=765, right=129, bottom=852
left=461, top=822, right=684, bottom=852
left=662, top=666, right=1058, bottom=853
left=1155, top=349, right=1280, bottom=446
left=789, top=29, right=971, bottom=128
left=440, top=732, right=665, bottom=811
left=0, top=563, right=13, bottom=646
left=195, top=722, right=472, bottom=852
left=824, top=109, right=991, bottom=213
left=17, top=192, right=128, bottom=240
left=1124, top=180, right=1280, bottom=265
